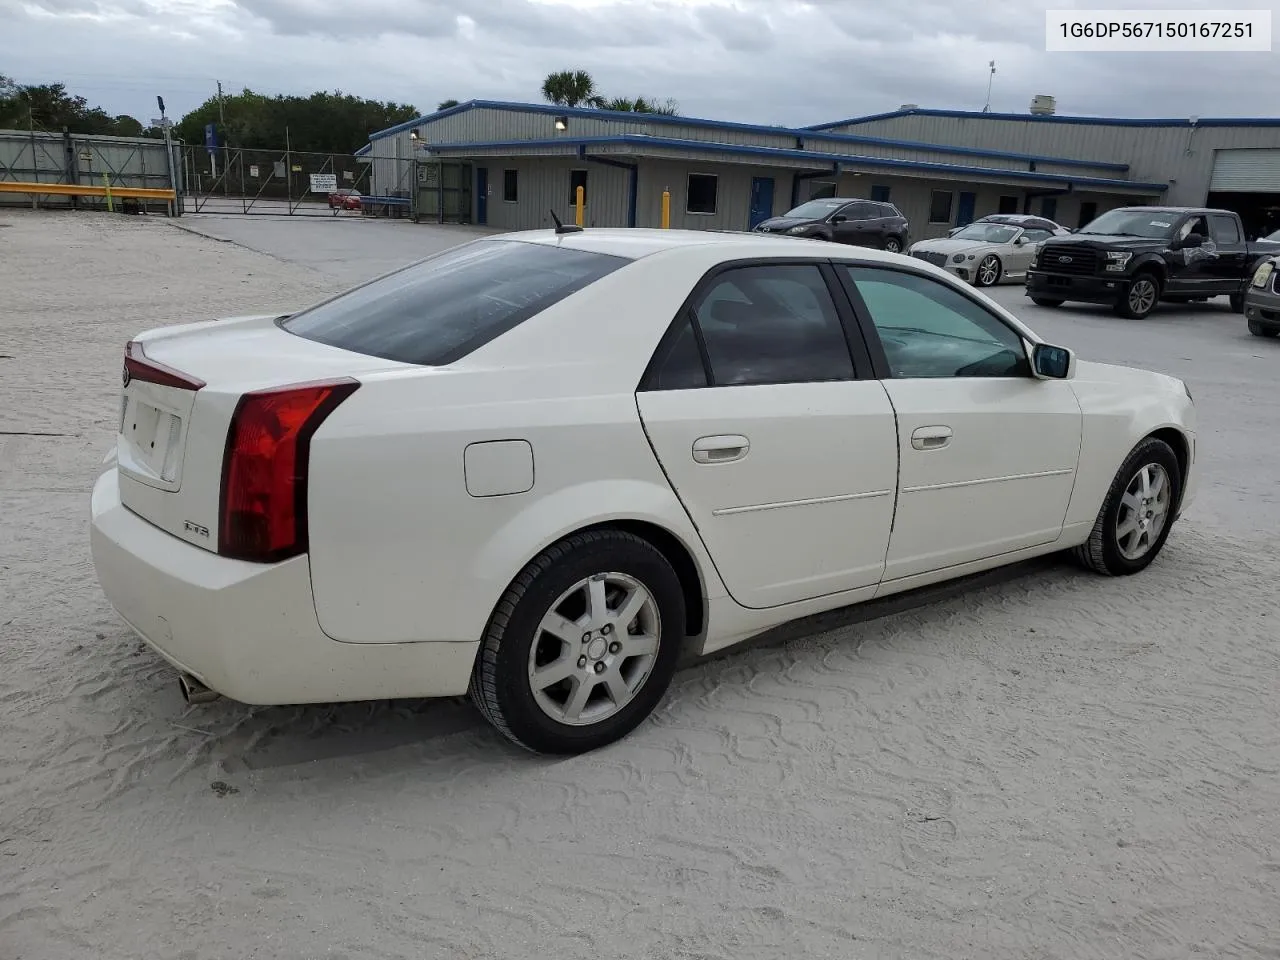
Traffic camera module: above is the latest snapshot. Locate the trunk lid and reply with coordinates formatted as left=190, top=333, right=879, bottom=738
left=116, top=314, right=411, bottom=552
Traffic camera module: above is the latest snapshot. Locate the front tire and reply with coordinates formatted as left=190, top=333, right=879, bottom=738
left=884, top=236, right=903, bottom=254
left=1072, top=437, right=1182, bottom=576
left=975, top=254, right=1002, bottom=287
left=469, top=529, right=685, bottom=755
left=1031, top=296, right=1065, bottom=307
left=1229, top=290, right=1246, bottom=313
left=1115, top=273, right=1161, bottom=319
left=1249, top=318, right=1279, bottom=338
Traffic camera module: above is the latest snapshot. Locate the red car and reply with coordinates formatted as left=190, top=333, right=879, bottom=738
left=327, top=189, right=362, bottom=211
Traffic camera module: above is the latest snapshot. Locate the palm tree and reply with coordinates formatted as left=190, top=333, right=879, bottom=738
left=601, top=95, right=679, bottom=115
left=436, top=99, right=459, bottom=111
left=541, top=70, right=604, bottom=109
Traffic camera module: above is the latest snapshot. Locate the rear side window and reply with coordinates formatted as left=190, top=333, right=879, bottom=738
left=281, top=240, right=627, bottom=365
left=1209, top=214, right=1241, bottom=244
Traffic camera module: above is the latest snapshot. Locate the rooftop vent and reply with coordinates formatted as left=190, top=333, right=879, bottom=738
left=900, top=103, right=919, bottom=110
left=1030, top=94, right=1056, bottom=116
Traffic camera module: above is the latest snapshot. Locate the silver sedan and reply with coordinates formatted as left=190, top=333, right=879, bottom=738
left=910, top=221, right=1062, bottom=287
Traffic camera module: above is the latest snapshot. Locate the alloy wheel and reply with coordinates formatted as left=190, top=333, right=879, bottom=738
left=1128, top=278, right=1157, bottom=316
left=527, top=572, right=662, bottom=726
left=1115, top=463, right=1171, bottom=561
left=977, top=255, right=1000, bottom=286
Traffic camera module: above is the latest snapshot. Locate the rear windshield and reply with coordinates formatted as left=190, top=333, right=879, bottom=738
left=280, top=239, right=629, bottom=365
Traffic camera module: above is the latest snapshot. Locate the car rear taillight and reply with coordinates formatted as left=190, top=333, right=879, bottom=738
left=218, top=378, right=359, bottom=563
left=125, top=340, right=206, bottom=391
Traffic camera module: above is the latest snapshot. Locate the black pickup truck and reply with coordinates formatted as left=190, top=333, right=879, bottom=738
left=1025, top=206, right=1280, bottom=319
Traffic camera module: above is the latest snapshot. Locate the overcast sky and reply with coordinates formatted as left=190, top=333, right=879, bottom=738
left=2, top=0, right=1278, bottom=128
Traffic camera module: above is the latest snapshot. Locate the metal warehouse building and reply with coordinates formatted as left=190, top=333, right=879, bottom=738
left=361, top=97, right=1280, bottom=240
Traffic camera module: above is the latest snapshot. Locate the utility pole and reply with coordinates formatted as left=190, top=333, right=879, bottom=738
left=217, top=80, right=229, bottom=198
left=983, top=61, right=996, bottom=113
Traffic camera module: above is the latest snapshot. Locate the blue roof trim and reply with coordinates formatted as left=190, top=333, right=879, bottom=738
left=809, top=106, right=1280, bottom=130
left=366, top=99, right=1126, bottom=170
left=425, top=134, right=1166, bottom=192
left=353, top=142, right=371, bottom=157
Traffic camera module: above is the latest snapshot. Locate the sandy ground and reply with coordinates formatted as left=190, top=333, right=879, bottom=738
left=1, top=210, right=1278, bottom=960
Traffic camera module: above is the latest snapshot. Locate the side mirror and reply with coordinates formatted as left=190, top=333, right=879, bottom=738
left=1180, top=232, right=1205, bottom=249
left=947, top=227, right=962, bottom=237
left=831, top=214, right=847, bottom=224
left=1032, top=343, right=1074, bottom=380
left=1015, top=236, right=1027, bottom=245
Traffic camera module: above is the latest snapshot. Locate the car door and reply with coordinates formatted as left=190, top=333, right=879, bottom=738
left=836, top=264, right=1083, bottom=583
left=1006, top=227, right=1051, bottom=276
left=1167, top=213, right=1212, bottom=296
left=829, top=202, right=868, bottom=245
left=636, top=261, right=900, bottom=609
left=1206, top=213, right=1250, bottom=294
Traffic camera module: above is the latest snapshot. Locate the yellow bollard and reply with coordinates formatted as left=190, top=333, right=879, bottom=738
left=661, top=189, right=670, bottom=229
left=575, top=184, right=584, bottom=226
left=102, top=172, right=113, bottom=213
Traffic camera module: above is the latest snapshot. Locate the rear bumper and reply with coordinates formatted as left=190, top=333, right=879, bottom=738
left=89, top=468, right=477, bottom=705
left=1027, top=270, right=1127, bottom=304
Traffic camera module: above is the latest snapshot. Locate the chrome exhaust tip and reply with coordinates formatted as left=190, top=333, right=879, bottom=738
left=178, top=672, right=220, bottom=705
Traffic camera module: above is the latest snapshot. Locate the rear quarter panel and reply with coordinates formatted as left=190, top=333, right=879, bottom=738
left=303, top=252, right=738, bottom=646
left=1064, top=363, right=1196, bottom=529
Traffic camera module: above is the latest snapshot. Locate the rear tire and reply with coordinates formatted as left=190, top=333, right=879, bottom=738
left=469, top=529, right=685, bottom=755
left=1248, top=318, right=1279, bottom=338
left=1229, top=291, right=1246, bottom=313
left=1072, top=437, right=1182, bottom=577
left=1115, top=272, right=1161, bottom=319
left=1031, top=297, right=1064, bottom=307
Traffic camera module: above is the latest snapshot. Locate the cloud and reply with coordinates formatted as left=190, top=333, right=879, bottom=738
left=2, top=0, right=1278, bottom=128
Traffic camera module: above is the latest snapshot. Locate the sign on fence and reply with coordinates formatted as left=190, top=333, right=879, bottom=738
left=308, top=173, right=337, bottom=193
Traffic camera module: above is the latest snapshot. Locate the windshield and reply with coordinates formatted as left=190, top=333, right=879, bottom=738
left=281, top=239, right=628, bottom=365
left=1262, top=228, right=1280, bottom=242
left=1081, top=209, right=1179, bottom=239
left=951, top=223, right=1019, bottom=243
left=783, top=199, right=845, bottom=220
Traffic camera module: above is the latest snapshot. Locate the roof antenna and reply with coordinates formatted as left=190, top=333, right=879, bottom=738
left=549, top=209, right=583, bottom=234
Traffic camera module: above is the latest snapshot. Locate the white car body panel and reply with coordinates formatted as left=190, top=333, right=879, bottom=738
left=637, top=380, right=899, bottom=608
left=909, top=232, right=1043, bottom=285
left=88, top=229, right=1198, bottom=707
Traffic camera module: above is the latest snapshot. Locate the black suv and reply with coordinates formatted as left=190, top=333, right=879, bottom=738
left=754, top=198, right=910, bottom=253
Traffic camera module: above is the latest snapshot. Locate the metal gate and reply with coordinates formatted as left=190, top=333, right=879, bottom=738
left=1, top=129, right=178, bottom=212
left=415, top=159, right=473, bottom=224
left=179, top=145, right=415, bottom=217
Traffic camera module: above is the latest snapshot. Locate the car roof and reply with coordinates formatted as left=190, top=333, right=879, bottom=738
left=495, top=227, right=908, bottom=262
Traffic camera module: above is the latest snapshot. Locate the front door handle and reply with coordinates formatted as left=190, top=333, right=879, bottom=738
left=692, top=435, right=750, bottom=464
left=911, top=425, right=953, bottom=450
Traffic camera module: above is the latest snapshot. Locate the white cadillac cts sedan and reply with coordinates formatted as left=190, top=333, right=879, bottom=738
left=90, top=228, right=1197, bottom=754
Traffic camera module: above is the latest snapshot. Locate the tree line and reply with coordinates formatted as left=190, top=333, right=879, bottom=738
left=0, top=69, right=679, bottom=155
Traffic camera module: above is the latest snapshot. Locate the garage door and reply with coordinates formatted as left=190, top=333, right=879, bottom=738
left=1210, top=149, right=1280, bottom=192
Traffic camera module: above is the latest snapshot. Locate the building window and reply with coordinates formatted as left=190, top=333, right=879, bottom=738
left=1040, top=197, right=1058, bottom=220
left=503, top=169, right=518, bottom=203
left=809, top=181, right=837, bottom=199
left=929, top=190, right=953, bottom=224
left=870, top=184, right=891, bottom=202
left=686, top=173, right=718, bottom=215
left=1077, top=201, right=1098, bottom=229
left=998, top=195, right=1019, bottom=215
left=569, top=169, right=587, bottom=206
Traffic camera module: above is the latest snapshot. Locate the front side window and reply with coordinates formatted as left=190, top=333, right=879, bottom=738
left=686, top=174, right=718, bottom=215
left=691, top=264, right=854, bottom=386
left=281, top=240, right=627, bottom=366
left=951, top=223, right=1019, bottom=243
left=844, top=266, right=1030, bottom=379
left=929, top=190, right=954, bottom=224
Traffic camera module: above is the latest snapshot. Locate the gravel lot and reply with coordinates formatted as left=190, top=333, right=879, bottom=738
left=2, top=210, right=1278, bottom=960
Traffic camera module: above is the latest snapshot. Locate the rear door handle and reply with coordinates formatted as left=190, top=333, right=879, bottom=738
left=911, top=425, right=953, bottom=450
left=692, top=435, right=750, bottom=464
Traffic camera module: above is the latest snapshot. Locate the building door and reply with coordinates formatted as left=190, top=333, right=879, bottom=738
left=1077, top=201, right=1098, bottom=229
left=748, top=176, right=774, bottom=229
left=1040, top=197, right=1058, bottom=221
left=956, top=191, right=977, bottom=226
left=870, top=184, right=891, bottom=202
left=476, top=167, right=488, bottom=225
